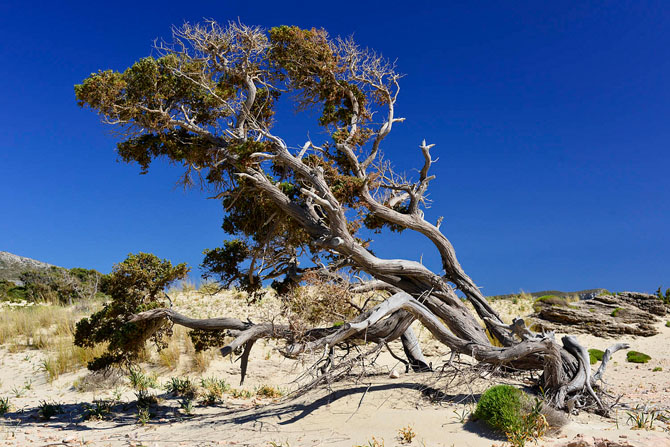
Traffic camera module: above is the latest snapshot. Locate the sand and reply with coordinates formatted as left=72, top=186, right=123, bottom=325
left=1, top=292, right=669, bottom=447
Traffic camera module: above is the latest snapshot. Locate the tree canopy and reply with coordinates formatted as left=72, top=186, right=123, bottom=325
left=75, top=21, right=630, bottom=412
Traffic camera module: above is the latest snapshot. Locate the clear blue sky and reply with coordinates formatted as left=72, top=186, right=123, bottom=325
left=1, top=1, right=668, bottom=296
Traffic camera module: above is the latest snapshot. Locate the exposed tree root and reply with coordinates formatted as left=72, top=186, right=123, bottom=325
left=131, top=291, right=628, bottom=411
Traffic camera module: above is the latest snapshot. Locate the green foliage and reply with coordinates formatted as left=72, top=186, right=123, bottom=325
left=626, top=405, right=661, bottom=430
left=165, top=377, right=197, bottom=399
left=188, top=328, right=228, bottom=352
left=473, top=386, right=550, bottom=447
left=83, top=399, right=114, bottom=421
left=200, top=377, right=230, bottom=405
left=0, top=397, right=10, bottom=415
left=0, top=267, right=103, bottom=304
left=74, top=253, right=188, bottom=370
left=74, top=21, right=415, bottom=311
left=666, top=321, right=670, bottom=328
left=627, top=351, right=651, bottom=364
left=473, top=385, right=524, bottom=432
left=610, top=307, right=623, bottom=317
left=137, top=406, right=151, bottom=425
left=588, top=349, right=605, bottom=365
left=37, top=400, right=63, bottom=421
left=179, top=398, right=195, bottom=415
left=0, top=280, right=27, bottom=301
left=655, top=286, right=670, bottom=305
left=256, top=384, right=283, bottom=398
left=652, top=366, right=662, bottom=372
left=128, top=368, right=158, bottom=391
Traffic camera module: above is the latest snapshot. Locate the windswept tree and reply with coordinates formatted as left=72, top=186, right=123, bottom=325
left=75, top=21, right=627, bottom=411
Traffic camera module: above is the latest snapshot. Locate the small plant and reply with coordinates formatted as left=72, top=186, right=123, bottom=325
left=588, top=348, right=605, bottom=365
left=84, top=399, right=114, bottom=420
left=268, top=441, right=290, bottom=447
left=135, top=390, right=157, bottom=409
left=665, top=321, right=670, bottom=328
left=201, top=377, right=229, bottom=405
left=611, top=307, right=623, bottom=317
left=626, top=405, right=660, bottom=430
left=10, top=386, right=25, bottom=398
left=256, top=385, right=283, bottom=399
left=397, top=425, right=416, bottom=444
left=179, top=398, right=194, bottom=416
left=230, top=388, right=253, bottom=399
left=128, top=368, right=158, bottom=391
left=0, top=397, right=10, bottom=415
left=452, top=407, right=470, bottom=423
left=111, top=387, right=124, bottom=402
left=354, top=437, right=384, bottom=447
left=38, top=400, right=63, bottom=421
left=627, top=351, right=651, bottom=364
left=652, top=366, right=662, bottom=372
left=504, top=398, right=549, bottom=447
left=137, top=406, right=151, bottom=425
left=165, top=377, right=197, bottom=398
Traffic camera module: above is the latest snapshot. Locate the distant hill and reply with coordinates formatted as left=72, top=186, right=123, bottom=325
left=487, top=288, right=608, bottom=300
left=0, top=251, right=56, bottom=285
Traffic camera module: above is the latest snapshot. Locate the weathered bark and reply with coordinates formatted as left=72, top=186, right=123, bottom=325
left=131, top=291, right=627, bottom=412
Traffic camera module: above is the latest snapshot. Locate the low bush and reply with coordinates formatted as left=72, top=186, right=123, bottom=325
left=473, top=385, right=524, bottom=432
left=627, top=351, right=651, bottom=363
left=610, top=307, right=623, bottom=317
left=473, top=385, right=565, bottom=447
left=588, top=349, right=605, bottom=365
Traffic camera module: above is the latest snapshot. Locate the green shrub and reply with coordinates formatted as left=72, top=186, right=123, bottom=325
left=652, top=367, right=662, bottom=372
left=588, top=349, right=605, bottom=365
left=473, top=385, right=553, bottom=447
left=473, top=385, right=524, bottom=432
left=627, top=351, right=651, bottom=364
left=74, top=253, right=189, bottom=370
left=610, top=307, right=623, bottom=317
left=665, top=321, right=670, bottom=328
left=19, top=267, right=103, bottom=305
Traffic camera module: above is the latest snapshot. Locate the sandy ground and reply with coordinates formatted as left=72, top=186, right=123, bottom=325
left=1, top=292, right=669, bottom=447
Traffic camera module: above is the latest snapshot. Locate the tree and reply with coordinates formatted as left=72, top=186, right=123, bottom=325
left=75, top=21, right=627, bottom=412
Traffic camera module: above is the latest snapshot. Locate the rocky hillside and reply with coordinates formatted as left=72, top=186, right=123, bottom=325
left=0, top=251, right=55, bottom=285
